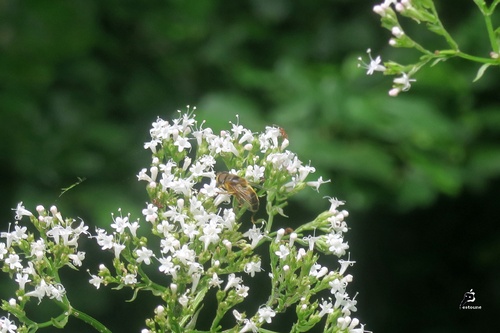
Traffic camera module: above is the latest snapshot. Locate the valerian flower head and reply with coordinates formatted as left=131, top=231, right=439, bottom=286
left=116, top=109, right=365, bottom=331
left=0, top=108, right=367, bottom=332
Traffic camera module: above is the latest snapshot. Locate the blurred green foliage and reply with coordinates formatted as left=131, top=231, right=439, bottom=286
left=0, top=1, right=498, bottom=332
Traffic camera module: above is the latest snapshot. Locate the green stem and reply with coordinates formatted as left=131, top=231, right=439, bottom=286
left=69, top=307, right=112, bottom=333
left=264, top=193, right=277, bottom=234
left=428, top=1, right=459, bottom=50
left=50, top=262, right=112, bottom=332
left=6, top=300, right=111, bottom=333
left=490, top=0, right=500, bottom=13
left=457, top=51, right=499, bottom=63
left=436, top=49, right=499, bottom=64
left=137, top=265, right=167, bottom=294
left=409, top=37, right=435, bottom=56
left=52, top=296, right=110, bottom=332
left=476, top=0, right=500, bottom=53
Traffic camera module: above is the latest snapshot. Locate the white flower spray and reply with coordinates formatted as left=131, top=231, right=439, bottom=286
left=0, top=108, right=370, bottom=333
left=362, top=0, right=500, bottom=95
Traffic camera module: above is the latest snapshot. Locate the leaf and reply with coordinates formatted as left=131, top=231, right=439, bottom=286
left=51, top=315, right=69, bottom=328
left=473, top=63, right=492, bottom=82
left=126, top=287, right=142, bottom=302
left=185, top=305, right=203, bottom=329
left=430, top=57, right=447, bottom=67
left=59, top=177, right=86, bottom=198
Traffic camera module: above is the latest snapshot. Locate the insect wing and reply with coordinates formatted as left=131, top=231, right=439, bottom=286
left=232, top=184, right=259, bottom=212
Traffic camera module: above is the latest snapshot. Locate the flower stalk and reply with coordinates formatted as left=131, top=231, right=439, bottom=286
left=363, top=0, right=500, bottom=95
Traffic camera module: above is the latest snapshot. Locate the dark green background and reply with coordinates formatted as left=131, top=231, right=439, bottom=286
left=0, top=1, right=498, bottom=332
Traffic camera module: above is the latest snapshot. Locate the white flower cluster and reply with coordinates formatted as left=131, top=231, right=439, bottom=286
left=0, top=204, right=88, bottom=296
left=358, top=0, right=426, bottom=96
left=0, top=109, right=369, bottom=333
left=88, top=109, right=368, bottom=332
left=358, top=48, right=416, bottom=97
left=0, top=203, right=90, bottom=331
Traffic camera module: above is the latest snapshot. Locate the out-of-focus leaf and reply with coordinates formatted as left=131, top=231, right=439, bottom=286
left=466, top=146, right=500, bottom=188
left=473, top=63, right=492, bottom=82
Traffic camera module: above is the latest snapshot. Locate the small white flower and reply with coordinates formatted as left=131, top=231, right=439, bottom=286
left=142, top=203, right=158, bottom=223
left=179, top=292, right=190, bottom=307
left=275, top=244, right=290, bottom=259
left=342, top=294, right=358, bottom=317
left=25, top=279, right=51, bottom=303
left=174, top=136, right=192, bottom=152
left=111, top=212, right=129, bottom=234
left=48, top=283, right=66, bottom=301
left=325, top=232, right=349, bottom=257
left=113, top=242, right=126, bottom=258
left=257, top=306, right=276, bottom=323
left=245, top=165, right=265, bottom=182
left=159, top=256, right=178, bottom=277
left=358, top=48, right=386, bottom=75
left=199, top=219, right=222, bottom=251
left=224, top=273, right=242, bottom=291
left=393, top=72, right=416, bottom=91
left=239, top=129, right=254, bottom=144
left=15, top=273, right=31, bottom=290
left=244, top=260, right=262, bottom=277
left=243, top=225, right=264, bottom=249
left=310, top=263, right=329, bottom=278
left=69, top=251, right=86, bottom=267
left=1, top=225, right=28, bottom=248
left=135, top=246, right=154, bottom=265
left=127, top=220, right=140, bottom=237
left=239, top=319, right=258, bottom=333
left=297, top=164, right=315, bottom=182
left=173, top=245, right=196, bottom=265
left=122, top=273, right=137, bottom=285
left=30, top=239, right=46, bottom=261
left=339, top=255, right=356, bottom=275
left=236, top=284, right=249, bottom=298
left=325, top=197, right=345, bottom=213
left=233, top=309, right=244, bottom=322
left=318, top=298, right=334, bottom=317
left=95, top=228, right=114, bottom=250
left=160, top=234, right=180, bottom=254
left=22, top=262, right=36, bottom=275
left=5, top=254, right=23, bottom=270
left=12, top=202, right=33, bottom=220
left=208, top=273, right=223, bottom=288
left=155, top=305, right=165, bottom=315
left=0, top=315, right=17, bottom=333
left=89, top=274, right=104, bottom=289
